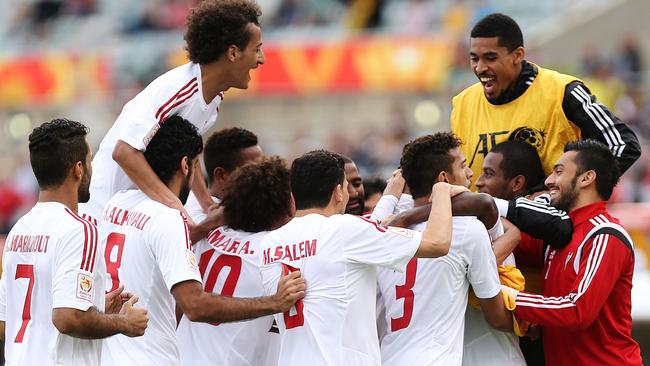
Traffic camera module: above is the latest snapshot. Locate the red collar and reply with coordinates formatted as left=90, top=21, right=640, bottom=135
left=568, top=201, right=608, bottom=226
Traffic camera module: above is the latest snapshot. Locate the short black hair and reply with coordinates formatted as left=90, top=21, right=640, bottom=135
left=363, top=177, right=387, bottom=198
left=490, top=140, right=545, bottom=192
left=28, top=118, right=89, bottom=189
left=400, top=132, right=462, bottom=199
left=184, top=0, right=261, bottom=64
left=221, top=156, right=292, bottom=232
left=291, top=150, right=345, bottom=210
left=470, top=13, right=523, bottom=52
left=144, top=116, right=203, bottom=184
left=564, top=139, right=620, bottom=200
left=203, top=127, right=258, bottom=182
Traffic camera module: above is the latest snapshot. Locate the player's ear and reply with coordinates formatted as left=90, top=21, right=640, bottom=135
left=578, top=170, right=596, bottom=188
left=512, top=46, right=525, bottom=65
left=213, top=167, right=227, bottom=184
left=437, top=170, right=449, bottom=184
left=511, top=175, right=526, bottom=194
left=227, top=45, right=239, bottom=62
left=72, top=161, right=84, bottom=181
left=333, top=183, right=343, bottom=203
left=181, top=156, right=190, bottom=177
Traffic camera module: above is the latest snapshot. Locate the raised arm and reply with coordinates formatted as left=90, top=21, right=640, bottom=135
left=563, top=81, right=641, bottom=173
left=113, top=140, right=188, bottom=217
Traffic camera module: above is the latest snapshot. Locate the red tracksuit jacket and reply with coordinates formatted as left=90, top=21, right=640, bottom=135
left=514, top=201, right=642, bottom=365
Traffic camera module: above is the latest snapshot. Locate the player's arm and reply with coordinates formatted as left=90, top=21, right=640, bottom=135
left=468, top=222, right=514, bottom=332
left=0, top=320, right=5, bottom=341
left=171, top=272, right=305, bottom=323
left=52, top=225, right=148, bottom=339
left=498, top=195, right=573, bottom=249
left=514, top=232, right=633, bottom=329
left=563, top=81, right=641, bottom=173
left=477, top=294, right=514, bottom=332
left=388, top=191, right=498, bottom=230
left=52, top=298, right=147, bottom=339
left=113, top=140, right=188, bottom=218
left=189, top=152, right=214, bottom=213
left=415, top=182, right=468, bottom=258
left=190, top=205, right=225, bottom=243
left=492, top=218, right=521, bottom=265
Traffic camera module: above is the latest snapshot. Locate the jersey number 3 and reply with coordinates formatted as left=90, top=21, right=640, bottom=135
left=391, top=258, right=417, bottom=331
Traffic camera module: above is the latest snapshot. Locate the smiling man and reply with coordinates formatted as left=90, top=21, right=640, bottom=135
left=509, top=140, right=642, bottom=366
left=451, top=13, right=640, bottom=187
left=80, top=0, right=265, bottom=226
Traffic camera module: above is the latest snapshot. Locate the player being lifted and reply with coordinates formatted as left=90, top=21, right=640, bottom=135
left=0, top=119, right=148, bottom=366
left=99, top=116, right=304, bottom=365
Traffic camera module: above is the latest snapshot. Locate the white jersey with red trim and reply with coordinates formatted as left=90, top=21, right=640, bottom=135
left=99, top=190, right=201, bottom=366
left=259, top=213, right=422, bottom=366
left=0, top=202, right=105, bottom=366
left=177, top=226, right=279, bottom=365
left=377, top=217, right=501, bottom=366
left=81, top=62, right=223, bottom=221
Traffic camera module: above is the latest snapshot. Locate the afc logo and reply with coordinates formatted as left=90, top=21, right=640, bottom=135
left=468, top=127, right=547, bottom=169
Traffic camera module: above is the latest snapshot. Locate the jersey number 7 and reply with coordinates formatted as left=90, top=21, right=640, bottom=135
left=14, top=264, right=35, bottom=343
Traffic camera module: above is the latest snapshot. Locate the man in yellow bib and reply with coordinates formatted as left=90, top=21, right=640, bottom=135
left=451, top=13, right=641, bottom=187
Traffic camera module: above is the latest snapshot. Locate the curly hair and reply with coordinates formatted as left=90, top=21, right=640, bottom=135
left=291, top=150, right=345, bottom=210
left=203, top=127, right=258, bottom=179
left=221, top=156, right=292, bottom=232
left=184, top=0, right=262, bottom=64
left=144, top=115, right=203, bottom=184
left=564, top=139, right=620, bottom=200
left=28, top=118, right=89, bottom=189
left=400, top=132, right=462, bottom=199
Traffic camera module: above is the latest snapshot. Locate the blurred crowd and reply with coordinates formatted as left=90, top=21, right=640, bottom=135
left=0, top=0, right=648, bottom=234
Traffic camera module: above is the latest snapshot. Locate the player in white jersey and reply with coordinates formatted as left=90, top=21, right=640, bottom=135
left=377, top=133, right=513, bottom=366
left=179, top=157, right=291, bottom=365
left=80, top=0, right=266, bottom=223
left=259, top=150, right=467, bottom=366
left=0, top=119, right=147, bottom=366
left=184, top=127, right=263, bottom=238
left=100, top=117, right=304, bottom=365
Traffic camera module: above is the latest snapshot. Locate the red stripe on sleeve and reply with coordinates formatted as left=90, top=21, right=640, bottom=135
left=155, top=77, right=197, bottom=119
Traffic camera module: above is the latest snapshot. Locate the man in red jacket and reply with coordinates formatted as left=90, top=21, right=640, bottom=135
left=510, top=139, right=642, bottom=365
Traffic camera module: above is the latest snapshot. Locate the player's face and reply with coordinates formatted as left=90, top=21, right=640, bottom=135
left=233, top=23, right=265, bottom=89
left=446, top=148, right=472, bottom=189
left=344, top=162, right=365, bottom=215
left=240, top=145, right=264, bottom=165
left=340, top=174, right=350, bottom=214
left=180, top=157, right=198, bottom=205
left=545, top=151, right=580, bottom=212
left=469, top=37, right=523, bottom=102
left=78, top=141, right=92, bottom=203
left=475, top=152, right=511, bottom=199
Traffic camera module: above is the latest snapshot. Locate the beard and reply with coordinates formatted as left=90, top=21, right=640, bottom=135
left=78, top=169, right=91, bottom=203
left=345, top=197, right=365, bottom=216
left=551, top=176, right=579, bottom=212
left=179, top=183, right=191, bottom=205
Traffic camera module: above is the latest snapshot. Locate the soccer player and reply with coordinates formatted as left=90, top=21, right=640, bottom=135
left=452, top=13, right=640, bottom=186
left=0, top=119, right=148, bottom=366
left=508, top=140, right=642, bottom=365
left=377, top=133, right=512, bottom=366
left=185, top=127, right=262, bottom=221
left=259, top=149, right=468, bottom=365
left=100, top=116, right=304, bottom=365
left=178, top=156, right=292, bottom=365
left=81, top=0, right=266, bottom=224
left=184, top=127, right=263, bottom=242
left=341, top=155, right=366, bottom=215
left=475, top=140, right=546, bottom=200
